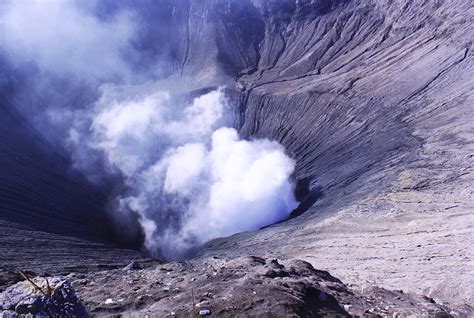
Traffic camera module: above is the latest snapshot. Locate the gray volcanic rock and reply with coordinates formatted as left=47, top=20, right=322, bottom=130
left=196, top=0, right=474, bottom=306
left=0, top=219, right=158, bottom=291
left=71, top=256, right=470, bottom=317
left=0, top=277, right=88, bottom=317
left=0, top=0, right=472, bottom=314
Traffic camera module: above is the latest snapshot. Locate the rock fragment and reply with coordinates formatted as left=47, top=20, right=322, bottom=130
left=0, top=276, right=89, bottom=317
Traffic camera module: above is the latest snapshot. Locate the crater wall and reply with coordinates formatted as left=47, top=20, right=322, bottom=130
left=1, top=0, right=472, bottom=304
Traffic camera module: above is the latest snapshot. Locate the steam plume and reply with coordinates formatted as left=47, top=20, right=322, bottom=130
left=70, top=87, right=297, bottom=259
left=1, top=0, right=298, bottom=259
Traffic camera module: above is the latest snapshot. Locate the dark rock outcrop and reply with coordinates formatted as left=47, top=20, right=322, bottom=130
left=0, top=277, right=88, bottom=317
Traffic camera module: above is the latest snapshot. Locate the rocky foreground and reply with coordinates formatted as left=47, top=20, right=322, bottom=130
left=1, top=256, right=472, bottom=317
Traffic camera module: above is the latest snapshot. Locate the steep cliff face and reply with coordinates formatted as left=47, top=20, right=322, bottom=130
left=0, top=0, right=472, bottom=306
left=0, top=85, right=148, bottom=282
left=175, top=0, right=474, bottom=304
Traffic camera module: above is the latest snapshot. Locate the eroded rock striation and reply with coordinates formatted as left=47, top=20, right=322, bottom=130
left=0, top=0, right=473, bottom=314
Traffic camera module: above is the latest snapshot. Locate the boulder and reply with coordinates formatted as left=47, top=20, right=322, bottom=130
left=0, top=276, right=88, bottom=317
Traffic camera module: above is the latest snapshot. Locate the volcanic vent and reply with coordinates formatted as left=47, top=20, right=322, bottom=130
left=0, top=0, right=472, bottom=308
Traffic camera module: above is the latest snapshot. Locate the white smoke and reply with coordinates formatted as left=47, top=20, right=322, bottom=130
left=0, top=0, right=136, bottom=82
left=69, top=86, right=297, bottom=259
left=1, top=0, right=298, bottom=260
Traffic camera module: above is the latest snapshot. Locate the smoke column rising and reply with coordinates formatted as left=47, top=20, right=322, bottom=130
left=70, top=86, right=297, bottom=259
left=0, top=0, right=298, bottom=259
left=1, top=0, right=136, bottom=82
